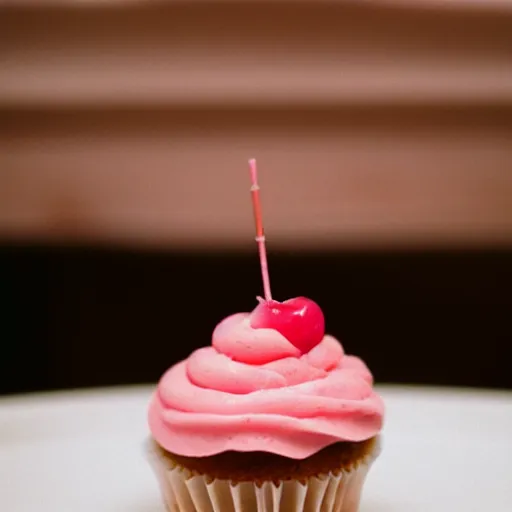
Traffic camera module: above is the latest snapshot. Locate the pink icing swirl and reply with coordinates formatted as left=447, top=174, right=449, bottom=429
left=148, top=312, right=384, bottom=459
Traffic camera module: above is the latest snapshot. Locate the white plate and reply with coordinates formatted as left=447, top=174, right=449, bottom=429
left=1, top=385, right=511, bottom=511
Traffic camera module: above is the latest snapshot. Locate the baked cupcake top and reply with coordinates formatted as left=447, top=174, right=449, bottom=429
left=148, top=300, right=384, bottom=459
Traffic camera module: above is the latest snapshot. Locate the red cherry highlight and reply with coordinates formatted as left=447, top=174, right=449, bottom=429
left=250, top=297, right=325, bottom=354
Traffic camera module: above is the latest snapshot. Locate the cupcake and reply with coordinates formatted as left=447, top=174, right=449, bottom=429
left=147, top=160, right=384, bottom=512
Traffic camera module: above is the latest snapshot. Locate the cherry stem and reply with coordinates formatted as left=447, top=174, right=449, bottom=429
left=249, top=159, right=272, bottom=301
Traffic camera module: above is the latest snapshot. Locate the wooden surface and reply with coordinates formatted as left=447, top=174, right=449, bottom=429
left=1, top=1, right=511, bottom=250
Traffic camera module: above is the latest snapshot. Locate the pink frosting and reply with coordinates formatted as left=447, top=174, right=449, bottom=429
left=148, top=312, right=384, bottom=459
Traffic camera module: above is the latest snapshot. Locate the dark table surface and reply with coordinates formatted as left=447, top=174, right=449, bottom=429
left=2, top=243, right=511, bottom=395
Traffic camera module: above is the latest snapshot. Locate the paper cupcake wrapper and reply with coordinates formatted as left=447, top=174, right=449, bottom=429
left=147, top=438, right=380, bottom=512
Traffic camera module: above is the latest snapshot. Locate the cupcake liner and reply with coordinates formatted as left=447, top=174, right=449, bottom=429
left=147, top=438, right=380, bottom=512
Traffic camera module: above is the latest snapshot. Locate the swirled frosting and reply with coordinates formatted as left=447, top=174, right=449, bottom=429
left=148, top=312, right=384, bottom=459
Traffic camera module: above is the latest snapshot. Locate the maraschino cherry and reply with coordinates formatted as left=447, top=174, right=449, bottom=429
left=247, top=159, right=325, bottom=354
left=250, top=296, right=325, bottom=354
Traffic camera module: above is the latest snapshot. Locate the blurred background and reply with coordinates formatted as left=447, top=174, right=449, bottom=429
left=1, top=1, right=511, bottom=395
